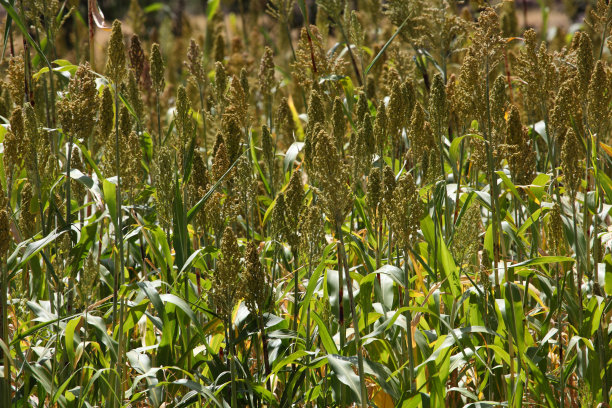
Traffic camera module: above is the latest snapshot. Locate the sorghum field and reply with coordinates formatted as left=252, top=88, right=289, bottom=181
left=0, top=0, right=611, bottom=406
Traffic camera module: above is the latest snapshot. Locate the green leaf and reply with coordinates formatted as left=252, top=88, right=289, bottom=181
left=327, top=354, right=362, bottom=404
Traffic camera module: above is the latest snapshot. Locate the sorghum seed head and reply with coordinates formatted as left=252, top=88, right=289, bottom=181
left=275, top=97, right=294, bottom=139
left=244, top=242, right=267, bottom=314
left=186, top=39, right=206, bottom=85
left=258, top=46, right=276, bottom=98
left=389, top=172, right=422, bottom=250
left=150, top=43, right=166, bottom=94
left=106, top=20, right=127, bottom=84
left=0, top=210, right=9, bottom=256
left=129, top=34, right=145, bottom=81
left=366, top=166, right=382, bottom=211
left=561, top=129, right=581, bottom=198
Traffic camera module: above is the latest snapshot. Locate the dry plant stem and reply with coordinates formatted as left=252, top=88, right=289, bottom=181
left=113, top=82, right=127, bottom=406
left=0, top=258, right=10, bottom=407
left=403, top=248, right=415, bottom=393
left=228, top=314, right=238, bottom=408
left=337, top=224, right=368, bottom=408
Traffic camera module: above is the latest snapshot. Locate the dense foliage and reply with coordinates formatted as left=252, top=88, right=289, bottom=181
left=1, top=0, right=612, bottom=406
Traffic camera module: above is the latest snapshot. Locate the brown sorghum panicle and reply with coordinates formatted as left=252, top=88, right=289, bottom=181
left=587, top=60, right=611, bottom=135
left=575, top=32, right=594, bottom=99
left=213, top=30, right=226, bottom=63
left=271, top=193, right=288, bottom=241
left=221, top=114, right=243, bottom=164
left=0, top=210, right=10, bottom=256
left=284, top=170, right=304, bottom=248
left=129, top=34, right=145, bottom=81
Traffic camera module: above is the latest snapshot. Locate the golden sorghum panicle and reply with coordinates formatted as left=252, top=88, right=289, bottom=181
left=127, top=71, right=144, bottom=120
left=490, top=75, right=508, bottom=131
left=331, top=97, right=346, bottom=155
left=7, top=54, right=25, bottom=104
left=561, top=129, right=582, bottom=199
left=0, top=81, right=13, bottom=119
left=154, top=146, right=174, bottom=230
left=546, top=204, right=567, bottom=255
left=381, top=164, right=396, bottom=216
left=175, top=85, right=193, bottom=147
left=305, top=89, right=325, bottom=139
left=213, top=227, right=242, bottom=318
left=261, top=125, right=275, bottom=175
left=98, top=86, right=114, bottom=142
left=374, top=101, right=387, bottom=154
left=58, top=63, right=98, bottom=141
left=190, top=152, right=209, bottom=229
left=123, top=131, right=142, bottom=194
left=129, top=34, right=145, bottom=81
left=516, top=29, right=557, bottom=117
left=551, top=79, right=579, bottom=142
left=0, top=210, right=9, bottom=256
left=186, top=39, right=206, bottom=86
left=270, top=193, right=288, bottom=240
left=70, top=150, right=86, bottom=201
left=575, top=32, right=594, bottom=98
left=366, top=166, right=382, bottom=213
left=240, top=68, right=250, bottom=101
left=429, top=73, right=448, bottom=139
left=408, top=103, right=434, bottom=162
left=4, top=107, right=25, bottom=171
left=258, top=46, right=276, bottom=98
left=361, top=112, right=375, bottom=156
left=293, top=25, right=332, bottom=90
left=298, top=203, right=326, bottom=260
left=387, top=81, right=406, bottom=143
left=221, top=114, right=243, bottom=164
left=213, top=30, right=226, bottom=63
left=451, top=202, right=481, bottom=267
left=284, top=170, right=304, bottom=248
left=212, top=142, right=230, bottom=181
left=275, top=97, right=294, bottom=140
left=150, top=43, right=166, bottom=95
left=504, top=105, right=535, bottom=185
left=356, top=93, right=369, bottom=125
left=587, top=60, right=611, bottom=135
left=389, top=172, right=422, bottom=250
left=23, top=103, right=42, bottom=185
left=243, top=242, right=267, bottom=315
left=236, top=156, right=257, bottom=206
left=105, top=20, right=127, bottom=84
left=313, top=129, right=353, bottom=226
left=214, top=61, right=228, bottom=107
left=19, top=182, right=35, bottom=238
left=225, top=75, right=249, bottom=127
